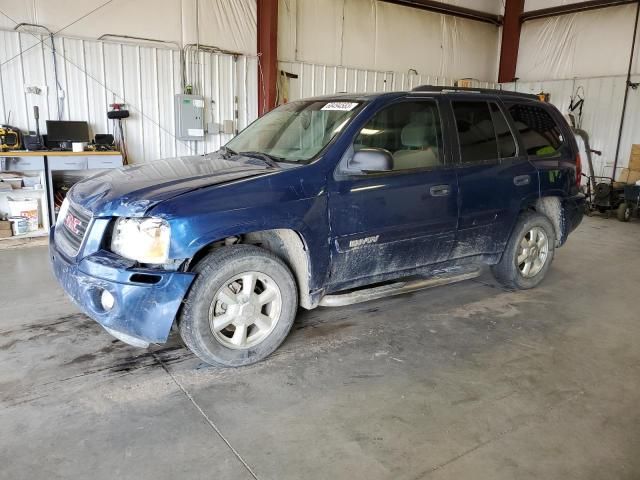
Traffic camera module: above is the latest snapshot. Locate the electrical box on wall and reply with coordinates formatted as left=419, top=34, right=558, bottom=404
left=175, top=94, right=205, bottom=140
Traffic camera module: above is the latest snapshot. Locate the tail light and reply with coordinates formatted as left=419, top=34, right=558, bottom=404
left=575, top=153, right=582, bottom=187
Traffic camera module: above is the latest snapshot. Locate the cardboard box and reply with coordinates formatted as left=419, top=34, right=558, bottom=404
left=629, top=144, right=640, bottom=171
left=0, top=229, right=11, bottom=238
left=0, top=220, right=11, bottom=231
left=618, top=168, right=640, bottom=184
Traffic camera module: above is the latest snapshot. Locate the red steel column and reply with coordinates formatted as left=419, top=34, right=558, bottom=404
left=498, top=0, right=525, bottom=83
left=257, top=0, right=278, bottom=116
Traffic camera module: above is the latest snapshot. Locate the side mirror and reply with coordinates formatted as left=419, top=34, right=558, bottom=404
left=348, top=148, right=393, bottom=173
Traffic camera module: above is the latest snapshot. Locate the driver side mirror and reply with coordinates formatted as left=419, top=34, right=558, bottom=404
left=348, top=148, right=393, bottom=173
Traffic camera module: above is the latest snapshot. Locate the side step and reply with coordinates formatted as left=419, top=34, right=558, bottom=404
left=318, top=267, right=482, bottom=307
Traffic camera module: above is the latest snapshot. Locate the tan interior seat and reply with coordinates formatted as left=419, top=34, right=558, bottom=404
left=393, top=111, right=441, bottom=170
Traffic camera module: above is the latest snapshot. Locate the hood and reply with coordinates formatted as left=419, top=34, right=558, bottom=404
left=68, top=153, right=275, bottom=217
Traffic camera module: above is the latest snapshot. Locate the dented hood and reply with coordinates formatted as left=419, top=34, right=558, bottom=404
left=68, top=153, right=273, bottom=217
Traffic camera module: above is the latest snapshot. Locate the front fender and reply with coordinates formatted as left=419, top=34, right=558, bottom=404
left=147, top=161, right=332, bottom=291
left=153, top=202, right=331, bottom=293
left=165, top=196, right=325, bottom=259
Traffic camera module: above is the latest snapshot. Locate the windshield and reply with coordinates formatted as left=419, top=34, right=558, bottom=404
left=225, top=100, right=362, bottom=163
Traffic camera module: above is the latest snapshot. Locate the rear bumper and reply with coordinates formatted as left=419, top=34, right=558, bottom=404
left=49, top=227, right=196, bottom=345
left=562, top=193, right=585, bottom=243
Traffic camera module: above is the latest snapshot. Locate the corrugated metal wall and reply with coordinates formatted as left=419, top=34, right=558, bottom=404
left=502, top=76, right=640, bottom=179
left=0, top=29, right=258, bottom=164
left=5, top=25, right=636, bottom=181
left=279, top=61, right=498, bottom=101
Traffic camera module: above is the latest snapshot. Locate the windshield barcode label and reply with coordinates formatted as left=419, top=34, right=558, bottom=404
left=321, top=102, right=358, bottom=111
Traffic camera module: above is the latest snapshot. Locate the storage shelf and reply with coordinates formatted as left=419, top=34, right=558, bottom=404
left=1, top=150, right=121, bottom=157
left=0, top=188, right=46, bottom=195
left=2, top=151, right=122, bottom=240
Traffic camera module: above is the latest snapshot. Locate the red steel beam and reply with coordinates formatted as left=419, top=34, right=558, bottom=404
left=498, top=0, right=525, bottom=83
left=380, top=0, right=502, bottom=25
left=522, top=0, right=636, bottom=22
left=257, top=0, right=278, bottom=116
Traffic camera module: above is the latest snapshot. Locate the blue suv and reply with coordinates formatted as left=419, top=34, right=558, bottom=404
left=50, top=86, right=584, bottom=366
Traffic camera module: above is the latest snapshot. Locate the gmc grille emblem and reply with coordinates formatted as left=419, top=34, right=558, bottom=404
left=64, top=213, right=82, bottom=235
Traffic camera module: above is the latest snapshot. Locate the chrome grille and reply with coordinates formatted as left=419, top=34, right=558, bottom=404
left=55, top=201, right=92, bottom=257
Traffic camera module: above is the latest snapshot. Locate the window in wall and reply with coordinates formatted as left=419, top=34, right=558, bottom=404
left=354, top=101, right=443, bottom=171
left=489, top=102, right=517, bottom=158
left=508, top=103, right=563, bottom=157
left=452, top=101, right=499, bottom=163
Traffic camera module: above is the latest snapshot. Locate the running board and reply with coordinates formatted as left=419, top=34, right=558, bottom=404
left=318, top=267, right=482, bottom=307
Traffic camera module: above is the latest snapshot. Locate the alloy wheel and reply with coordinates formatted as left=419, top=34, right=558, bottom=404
left=516, top=227, right=549, bottom=278
left=208, top=271, right=282, bottom=349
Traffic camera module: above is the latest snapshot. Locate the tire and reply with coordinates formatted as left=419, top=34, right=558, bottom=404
left=491, top=212, right=556, bottom=290
left=617, top=202, right=631, bottom=222
left=178, top=245, right=298, bottom=367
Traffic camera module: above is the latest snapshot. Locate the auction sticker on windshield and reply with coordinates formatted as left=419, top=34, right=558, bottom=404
left=321, top=102, right=359, bottom=111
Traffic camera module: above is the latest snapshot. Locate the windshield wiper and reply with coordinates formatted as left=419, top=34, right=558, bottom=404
left=219, top=146, right=237, bottom=158
left=238, top=151, right=283, bottom=168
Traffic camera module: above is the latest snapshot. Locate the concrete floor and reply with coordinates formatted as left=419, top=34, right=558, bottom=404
left=1, top=216, right=639, bottom=480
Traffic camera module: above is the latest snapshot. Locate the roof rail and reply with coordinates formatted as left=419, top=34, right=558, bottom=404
left=410, top=85, right=539, bottom=100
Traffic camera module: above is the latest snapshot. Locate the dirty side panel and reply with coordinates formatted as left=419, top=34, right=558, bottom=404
left=327, top=168, right=459, bottom=289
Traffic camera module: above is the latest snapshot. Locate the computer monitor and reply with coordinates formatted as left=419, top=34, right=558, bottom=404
left=45, top=121, right=90, bottom=143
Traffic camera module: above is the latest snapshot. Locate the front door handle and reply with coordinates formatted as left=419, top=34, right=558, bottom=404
left=429, top=184, right=451, bottom=197
left=513, top=174, right=531, bottom=186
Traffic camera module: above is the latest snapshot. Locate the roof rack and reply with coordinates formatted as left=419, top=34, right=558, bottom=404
left=410, top=85, right=539, bottom=100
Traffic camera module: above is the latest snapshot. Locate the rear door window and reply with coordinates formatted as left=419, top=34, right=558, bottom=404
left=452, top=101, right=499, bottom=164
left=507, top=103, right=563, bottom=157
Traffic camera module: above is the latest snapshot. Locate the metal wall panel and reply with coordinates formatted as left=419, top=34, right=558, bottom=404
left=502, top=76, right=638, bottom=180
left=0, top=29, right=257, bottom=164
left=279, top=60, right=498, bottom=101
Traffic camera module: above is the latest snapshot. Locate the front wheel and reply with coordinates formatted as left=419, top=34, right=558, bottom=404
left=491, top=212, right=556, bottom=290
left=178, top=245, right=298, bottom=367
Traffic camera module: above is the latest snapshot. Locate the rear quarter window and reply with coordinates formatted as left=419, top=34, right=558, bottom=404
left=507, top=103, right=564, bottom=157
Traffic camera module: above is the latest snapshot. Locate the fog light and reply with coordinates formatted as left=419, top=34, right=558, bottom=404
left=100, top=289, right=115, bottom=311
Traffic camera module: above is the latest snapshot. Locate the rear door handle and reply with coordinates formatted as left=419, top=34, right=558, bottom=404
left=429, top=185, right=451, bottom=197
left=513, top=174, right=531, bottom=186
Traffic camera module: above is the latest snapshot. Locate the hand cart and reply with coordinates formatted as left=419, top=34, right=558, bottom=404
left=574, top=128, right=626, bottom=217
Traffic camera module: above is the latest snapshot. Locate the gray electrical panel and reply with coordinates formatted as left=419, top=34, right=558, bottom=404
left=175, top=94, right=205, bottom=140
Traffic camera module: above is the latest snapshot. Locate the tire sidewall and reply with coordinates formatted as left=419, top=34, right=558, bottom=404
left=504, top=214, right=556, bottom=289
left=618, top=203, right=631, bottom=222
left=180, top=246, right=298, bottom=367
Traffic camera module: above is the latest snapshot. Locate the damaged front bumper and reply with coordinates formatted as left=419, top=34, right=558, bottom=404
left=50, top=226, right=195, bottom=347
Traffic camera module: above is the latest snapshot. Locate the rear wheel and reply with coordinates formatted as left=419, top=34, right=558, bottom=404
left=179, top=245, right=298, bottom=367
left=617, top=202, right=631, bottom=222
left=491, top=212, right=556, bottom=290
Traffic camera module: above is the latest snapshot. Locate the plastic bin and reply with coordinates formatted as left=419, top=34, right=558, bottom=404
left=9, top=216, right=29, bottom=235
left=7, top=197, right=40, bottom=231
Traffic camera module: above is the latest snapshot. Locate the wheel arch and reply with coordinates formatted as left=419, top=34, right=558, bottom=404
left=185, top=228, right=315, bottom=309
left=519, top=196, right=566, bottom=247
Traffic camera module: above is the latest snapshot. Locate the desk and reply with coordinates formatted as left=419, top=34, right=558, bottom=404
left=0, top=151, right=123, bottom=239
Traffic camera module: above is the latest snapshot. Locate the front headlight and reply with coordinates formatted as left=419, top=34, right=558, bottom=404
left=110, top=217, right=171, bottom=264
